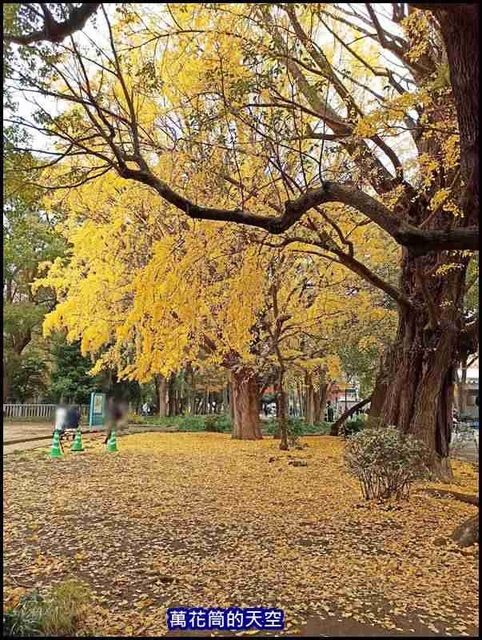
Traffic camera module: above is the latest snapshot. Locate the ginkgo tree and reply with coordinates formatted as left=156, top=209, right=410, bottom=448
left=6, top=3, right=479, bottom=477
left=37, top=163, right=396, bottom=446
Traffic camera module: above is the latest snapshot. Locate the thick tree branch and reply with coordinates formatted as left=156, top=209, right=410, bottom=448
left=118, top=167, right=398, bottom=233
left=330, top=396, right=373, bottom=436
left=118, top=165, right=479, bottom=255
left=409, top=3, right=474, bottom=11
left=331, top=249, right=412, bottom=310
left=395, top=227, right=479, bottom=255
left=4, top=3, right=101, bottom=45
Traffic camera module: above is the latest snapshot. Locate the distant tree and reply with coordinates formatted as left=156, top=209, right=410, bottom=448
left=10, top=353, right=48, bottom=402
left=3, top=130, right=65, bottom=401
left=48, top=337, right=102, bottom=404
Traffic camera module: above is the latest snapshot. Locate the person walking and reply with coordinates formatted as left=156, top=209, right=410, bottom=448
left=104, top=398, right=122, bottom=444
left=53, top=402, right=68, bottom=452
left=65, top=404, right=81, bottom=439
left=54, top=402, right=67, bottom=434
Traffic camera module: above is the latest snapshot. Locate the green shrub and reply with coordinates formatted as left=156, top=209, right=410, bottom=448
left=310, top=421, right=332, bottom=434
left=344, top=417, right=366, bottom=437
left=132, top=414, right=232, bottom=432
left=3, top=580, right=90, bottom=637
left=264, top=417, right=279, bottom=435
left=139, top=415, right=173, bottom=427
left=204, top=415, right=221, bottom=432
left=127, top=411, right=143, bottom=425
left=204, top=415, right=232, bottom=432
left=215, top=415, right=232, bottom=432
left=177, top=415, right=205, bottom=431
left=3, top=590, right=45, bottom=636
left=345, top=426, right=428, bottom=501
left=287, top=417, right=305, bottom=441
left=264, top=417, right=331, bottom=437
left=139, top=415, right=202, bottom=430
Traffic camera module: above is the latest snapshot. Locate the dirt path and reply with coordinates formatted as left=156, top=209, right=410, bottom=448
left=4, top=439, right=52, bottom=455
left=4, top=422, right=55, bottom=441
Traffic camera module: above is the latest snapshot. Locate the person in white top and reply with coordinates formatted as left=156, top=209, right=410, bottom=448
left=54, top=403, right=68, bottom=433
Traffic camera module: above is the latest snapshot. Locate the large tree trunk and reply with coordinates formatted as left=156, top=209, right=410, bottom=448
left=315, top=382, right=328, bottom=424
left=305, top=371, right=315, bottom=426
left=154, top=374, right=167, bottom=417
left=370, top=247, right=468, bottom=481
left=167, top=373, right=177, bottom=416
left=229, top=381, right=235, bottom=423
left=184, top=364, right=194, bottom=414
left=277, top=367, right=289, bottom=450
left=369, top=5, right=479, bottom=482
left=272, top=380, right=281, bottom=438
left=231, top=368, right=262, bottom=440
left=223, top=385, right=229, bottom=415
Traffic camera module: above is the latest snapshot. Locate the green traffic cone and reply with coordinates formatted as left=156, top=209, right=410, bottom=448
left=106, top=430, right=118, bottom=453
left=71, top=428, right=84, bottom=452
left=50, top=429, right=63, bottom=458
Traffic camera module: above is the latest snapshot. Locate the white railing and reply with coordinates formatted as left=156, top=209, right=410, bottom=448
left=3, top=404, right=89, bottom=420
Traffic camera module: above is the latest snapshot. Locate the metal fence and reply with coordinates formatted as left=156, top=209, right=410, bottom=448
left=3, top=404, right=90, bottom=420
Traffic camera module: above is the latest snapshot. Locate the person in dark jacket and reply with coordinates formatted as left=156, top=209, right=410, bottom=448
left=66, top=405, right=81, bottom=428
left=326, top=400, right=334, bottom=422
left=65, top=405, right=81, bottom=440
left=104, top=398, right=123, bottom=444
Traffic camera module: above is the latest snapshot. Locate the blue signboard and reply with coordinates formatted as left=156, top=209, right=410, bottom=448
left=89, top=392, right=106, bottom=429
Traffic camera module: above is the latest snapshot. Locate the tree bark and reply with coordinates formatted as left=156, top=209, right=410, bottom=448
left=277, top=367, right=289, bottom=450
left=420, top=488, right=478, bottom=506
left=229, top=381, right=235, bottom=423
left=185, top=364, right=194, bottom=414
left=312, top=388, right=320, bottom=425
left=273, top=380, right=281, bottom=438
left=222, top=385, right=229, bottom=415
left=230, top=368, right=262, bottom=440
left=369, top=237, right=471, bottom=482
left=167, top=373, right=177, bottom=416
left=154, top=374, right=167, bottom=417
left=432, top=5, right=479, bottom=230
left=316, top=383, right=328, bottom=424
left=305, top=371, right=315, bottom=426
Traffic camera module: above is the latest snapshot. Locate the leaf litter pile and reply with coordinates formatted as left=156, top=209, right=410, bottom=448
left=3, top=433, right=479, bottom=636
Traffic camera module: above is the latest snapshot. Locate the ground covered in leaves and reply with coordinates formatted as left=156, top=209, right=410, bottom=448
left=3, top=433, right=479, bottom=637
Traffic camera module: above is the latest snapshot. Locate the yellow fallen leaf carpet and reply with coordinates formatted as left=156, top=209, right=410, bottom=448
left=3, top=433, right=478, bottom=636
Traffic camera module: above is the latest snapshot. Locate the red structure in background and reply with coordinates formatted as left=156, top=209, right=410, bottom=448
left=327, top=382, right=358, bottom=414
